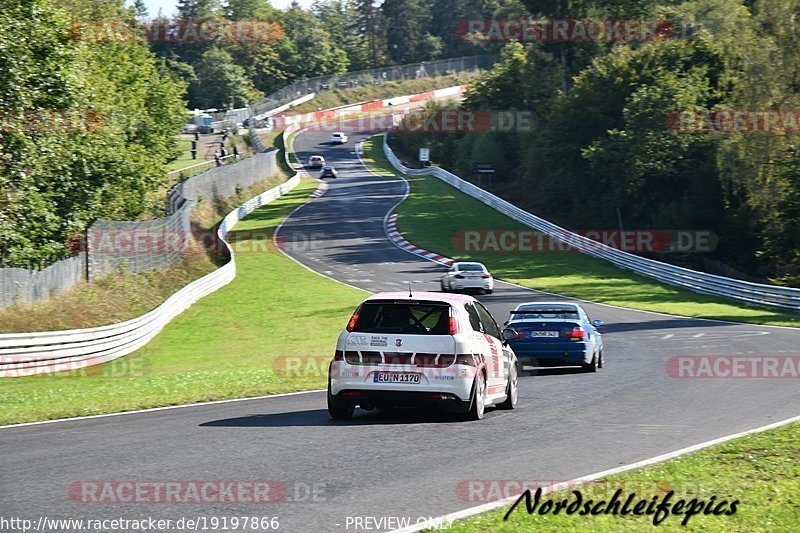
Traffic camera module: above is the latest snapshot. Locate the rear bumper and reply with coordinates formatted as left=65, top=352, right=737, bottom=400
left=330, top=390, right=471, bottom=413
left=513, top=345, right=592, bottom=366
left=329, top=362, right=474, bottom=402
left=450, top=279, right=493, bottom=291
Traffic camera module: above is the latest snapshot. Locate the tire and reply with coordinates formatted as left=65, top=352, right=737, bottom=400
left=485, top=289, right=493, bottom=294
left=440, top=280, right=448, bottom=293
left=327, top=382, right=354, bottom=420
left=465, top=372, right=487, bottom=420
left=497, top=363, right=518, bottom=410
left=581, top=354, right=598, bottom=373
left=598, top=349, right=604, bottom=369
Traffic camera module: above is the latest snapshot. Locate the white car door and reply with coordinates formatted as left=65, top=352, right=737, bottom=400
left=473, top=301, right=507, bottom=397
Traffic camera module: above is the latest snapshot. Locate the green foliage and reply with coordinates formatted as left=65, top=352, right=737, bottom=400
left=0, top=0, right=187, bottom=266
left=189, top=46, right=261, bottom=109
left=382, top=0, right=443, bottom=64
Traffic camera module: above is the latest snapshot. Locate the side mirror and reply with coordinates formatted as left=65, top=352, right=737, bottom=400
left=501, top=328, right=518, bottom=342
left=592, top=319, right=604, bottom=328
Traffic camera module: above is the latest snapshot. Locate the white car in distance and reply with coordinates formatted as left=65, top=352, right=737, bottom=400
left=330, top=132, right=348, bottom=144
left=441, top=262, right=494, bottom=294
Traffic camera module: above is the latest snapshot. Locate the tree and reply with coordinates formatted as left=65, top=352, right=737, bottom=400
left=381, top=0, right=442, bottom=64
left=354, top=0, right=386, bottom=67
left=276, top=5, right=349, bottom=80
left=224, top=0, right=280, bottom=20
left=190, top=46, right=260, bottom=109
left=0, top=0, right=188, bottom=266
left=132, top=0, right=148, bottom=19
left=176, top=0, right=221, bottom=19
left=314, top=0, right=371, bottom=71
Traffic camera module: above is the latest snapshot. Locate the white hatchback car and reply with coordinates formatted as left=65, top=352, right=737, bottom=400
left=441, top=262, right=494, bottom=294
left=328, top=292, right=519, bottom=420
left=330, top=132, right=348, bottom=144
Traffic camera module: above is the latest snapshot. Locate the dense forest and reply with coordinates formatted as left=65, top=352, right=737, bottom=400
left=392, top=0, right=800, bottom=286
left=144, top=0, right=514, bottom=109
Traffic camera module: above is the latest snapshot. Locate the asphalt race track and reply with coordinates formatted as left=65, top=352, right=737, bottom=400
left=2, top=123, right=799, bottom=533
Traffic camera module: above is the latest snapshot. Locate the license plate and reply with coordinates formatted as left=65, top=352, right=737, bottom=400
left=373, top=372, right=421, bottom=384
left=531, top=331, right=559, bottom=338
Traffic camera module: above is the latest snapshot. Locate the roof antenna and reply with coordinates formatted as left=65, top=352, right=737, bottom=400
left=408, top=281, right=413, bottom=298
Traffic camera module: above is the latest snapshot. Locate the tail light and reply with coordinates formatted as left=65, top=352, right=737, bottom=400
left=346, top=306, right=362, bottom=331
left=563, top=327, right=586, bottom=340
left=482, top=274, right=491, bottom=279
left=454, top=274, right=464, bottom=279
left=515, top=330, right=525, bottom=338
left=455, top=354, right=476, bottom=366
left=437, top=354, right=456, bottom=366
left=341, top=391, right=364, bottom=397
left=449, top=316, right=460, bottom=335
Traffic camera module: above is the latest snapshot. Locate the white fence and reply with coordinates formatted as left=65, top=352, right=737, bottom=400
left=383, top=137, right=800, bottom=311
left=0, top=169, right=301, bottom=377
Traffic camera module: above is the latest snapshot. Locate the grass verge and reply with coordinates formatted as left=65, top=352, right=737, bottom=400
left=361, top=135, right=800, bottom=327
left=441, top=421, right=800, bottom=532
left=0, top=178, right=367, bottom=425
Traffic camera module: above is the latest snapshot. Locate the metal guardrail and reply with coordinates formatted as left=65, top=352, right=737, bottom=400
left=0, top=172, right=302, bottom=377
left=250, top=55, right=496, bottom=117
left=383, top=137, right=800, bottom=311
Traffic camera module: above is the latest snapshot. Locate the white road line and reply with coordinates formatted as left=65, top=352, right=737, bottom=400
left=391, top=413, right=800, bottom=533
left=662, top=334, right=674, bottom=339
left=693, top=332, right=706, bottom=338
left=0, top=389, right=325, bottom=430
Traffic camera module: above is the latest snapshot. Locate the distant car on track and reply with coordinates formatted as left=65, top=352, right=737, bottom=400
left=328, top=291, right=519, bottom=420
left=441, top=262, right=494, bottom=294
left=307, top=155, right=325, bottom=168
left=330, top=132, right=348, bottom=144
left=503, top=302, right=604, bottom=372
left=320, top=165, right=338, bottom=179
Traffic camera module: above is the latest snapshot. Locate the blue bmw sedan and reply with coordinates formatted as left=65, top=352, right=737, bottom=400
left=502, top=302, right=604, bottom=372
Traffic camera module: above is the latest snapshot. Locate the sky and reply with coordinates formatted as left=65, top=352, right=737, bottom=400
left=132, top=0, right=312, bottom=17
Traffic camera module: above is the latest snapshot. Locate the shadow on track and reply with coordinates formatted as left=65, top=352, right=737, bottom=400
left=199, top=408, right=496, bottom=427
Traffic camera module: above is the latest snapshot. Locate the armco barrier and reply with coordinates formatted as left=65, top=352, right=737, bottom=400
left=0, top=174, right=301, bottom=377
left=280, top=85, right=465, bottom=132
left=383, top=137, right=800, bottom=311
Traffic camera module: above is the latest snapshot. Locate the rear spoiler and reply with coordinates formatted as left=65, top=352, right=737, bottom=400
left=510, top=310, right=577, bottom=314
